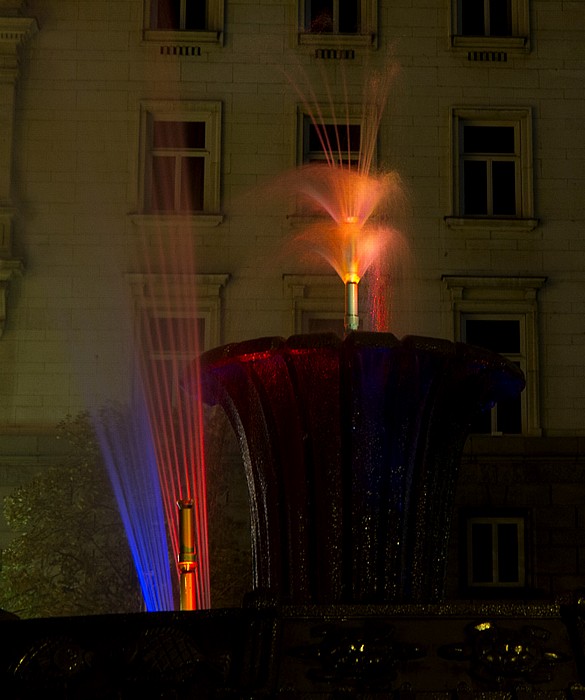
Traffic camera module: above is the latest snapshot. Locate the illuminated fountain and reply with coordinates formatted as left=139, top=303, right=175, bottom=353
left=179, top=65, right=525, bottom=606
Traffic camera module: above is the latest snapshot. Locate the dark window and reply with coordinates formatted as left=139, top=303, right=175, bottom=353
left=460, top=0, right=511, bottom=37
left=461, top=124, right=517, bottom=217
left=153, top=121, right=205, bottom=149
left=304, top=118, right=361, bottom=166
left=154, top=0, right=206, bottom=31
left=465, top=319, right=520, bottom=354
left=306, top=0, right=360, bottom=34
left=463, top=318, right=523, bottom=434
left=308, top=123, right=361, bottom=161
left=466, top=515, right=525, bottom=589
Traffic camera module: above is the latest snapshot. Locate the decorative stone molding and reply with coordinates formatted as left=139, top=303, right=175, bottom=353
left=0, top=6, right=36, bottom=337
left=0, top=256, right=23, bottom=337
left=127, top=273, right=230, bottom=351
left=0, top=16, right=37, bottom=79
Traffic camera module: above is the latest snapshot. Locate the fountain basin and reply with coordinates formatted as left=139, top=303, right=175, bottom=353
left=183, top=332, right=525, bottom=605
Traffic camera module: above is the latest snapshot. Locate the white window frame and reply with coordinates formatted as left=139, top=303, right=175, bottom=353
left=143, top=0, right=224, bottom=47
left=297, top=0, right=377, bottom=50
left=442, top=275, right=546, bottom=436
left=446, top=107, right=538, bottom=232
left=466, top=515, right=526, bottom=589
left=450, top=0, right=530, bottom=54
left=298, top=110, right=363, bottom=167
left=138, top=101, right=222, bottom=223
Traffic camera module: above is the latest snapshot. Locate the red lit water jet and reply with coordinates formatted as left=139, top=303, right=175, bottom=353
left=133, top=231, right=211, bottom=610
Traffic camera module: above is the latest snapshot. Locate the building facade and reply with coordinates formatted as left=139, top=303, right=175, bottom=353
left=0, top=0, right=584, bottom=608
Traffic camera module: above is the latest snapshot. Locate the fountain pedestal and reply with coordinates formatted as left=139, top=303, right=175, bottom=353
left=185, top=332, right=525, bottom=606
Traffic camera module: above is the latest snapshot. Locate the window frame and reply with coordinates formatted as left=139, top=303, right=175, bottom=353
left=446, top=107, right=537, bottom=232
left=138, top=101, right=222, bottom=221
left=450, top=0, right=530, bottom=54
left=461, top=510, right=528, bottom=594
left=442, top=275, right=546, bottom=437
left=299, top=111, right=363, bottom=168
left=297, top=0, right=377, bottom=50
left=142, top=0, right=224, bottom=48
left=284, top=274, right=373, bottom=336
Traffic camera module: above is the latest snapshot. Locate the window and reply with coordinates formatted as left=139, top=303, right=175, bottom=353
left=442, top=275, right=546, bottom=436
left=139, top=101, right=221, bottom=218
left=305, top=0, right=360, bottom=34
left=301, top=114, right=362, bottom=167
left=450, top=0, right=530, bottom=53
left=464, top=512, right=527, bottom=590
left=127, top=273, right=229, bottom=353
left=461, top=125, right=517, bottom=216
left=284, top=275, right=348, bottom=336
left=298, top=0, right=377, bottom=49
left=446, top=108, right=537, bottom=231
left=462, top=315, right=523, bottom=434
left=143, top=0, right=224, bottom=47
left=149, top=0, right=205, bottom=31
left=460, top=0, right=512, bottom=37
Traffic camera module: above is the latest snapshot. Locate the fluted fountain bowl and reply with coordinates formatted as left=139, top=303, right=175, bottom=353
left=182, top=332, right=525, bottom=606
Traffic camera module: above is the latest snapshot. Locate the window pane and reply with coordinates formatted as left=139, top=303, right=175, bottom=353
left=339, top=0, right=360, bottom=33
left=463, top=160, right=488, bottom=215
left=490, top=0, right=512, bottom=36
left=492, top=160, right=516, bottom=215
left=309, top=123, right=361, bottom=154
left=308, top=0, right=333, bottom=32
left=180, top=156, right=205, bottom=211
left=147, top=316, right=205, bottom=353
left=464, top=319, right=520, bottom=353
left=151, top=155, right=176, bottom=211
left=461, top=0, right=485, bottom=35
left=463, top=126, right=515, bottom=154
left=496, top=394, right=522, bottom=433
left=471, top=523, right=493, bottom=583
left=497, top=523, right=520, bottom=582
left=186, top=1, right=206, bottom=30
left=153, top=121, right=206, bottom=149
left=156, top=0, right=181, bottom=30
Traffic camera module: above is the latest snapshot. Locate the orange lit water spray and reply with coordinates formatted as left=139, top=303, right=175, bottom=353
left=282, top=60, right=406, bottom=334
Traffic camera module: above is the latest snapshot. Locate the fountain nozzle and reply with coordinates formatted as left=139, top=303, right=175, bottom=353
left=177, top=499, right=197, bottom=611
left=344, top=277, right=359, bottom=334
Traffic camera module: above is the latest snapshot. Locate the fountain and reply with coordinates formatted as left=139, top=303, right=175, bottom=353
left=185, top=330, right=525, bottom=605
left=1, top=63, right=581, bottom=698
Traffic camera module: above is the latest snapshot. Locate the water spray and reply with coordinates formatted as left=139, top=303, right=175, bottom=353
left=177, top=499, right=197, bottom=611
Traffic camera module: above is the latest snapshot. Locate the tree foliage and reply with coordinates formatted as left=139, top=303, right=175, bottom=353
left=0, top=412, right=143, bottom=618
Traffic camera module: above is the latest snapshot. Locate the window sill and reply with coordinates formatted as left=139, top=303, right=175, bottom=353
left=298, top=31, right=376, bottom=50
left=451, top=35, right=530, bottom=54
left=129, top=214, right=224, bottom=228
left=444, top=216, right=539, bottom=232
left=142, top=29, right=223, bottom=48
